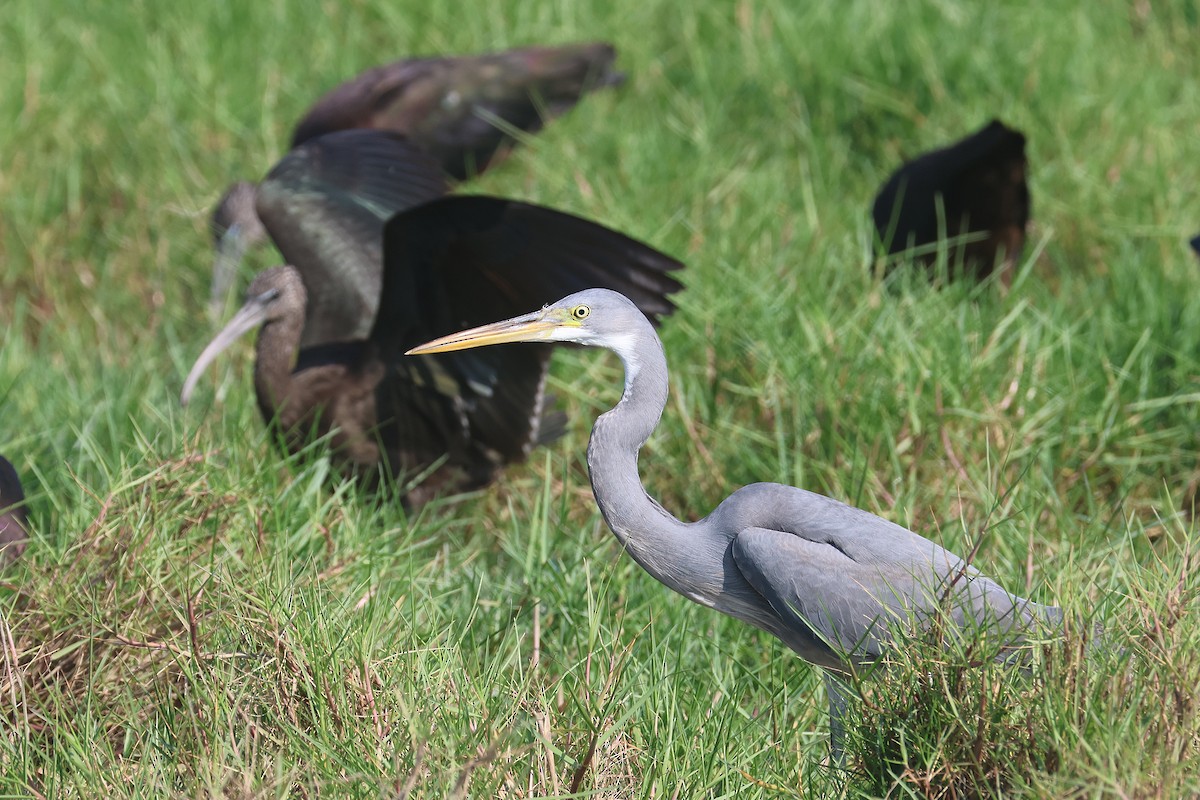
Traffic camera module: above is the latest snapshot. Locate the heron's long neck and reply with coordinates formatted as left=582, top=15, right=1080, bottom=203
left=587, top=321, right=691, bottom=565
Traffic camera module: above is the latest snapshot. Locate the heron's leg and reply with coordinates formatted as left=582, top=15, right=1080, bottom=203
left=824, top=672, right=849, bottom=763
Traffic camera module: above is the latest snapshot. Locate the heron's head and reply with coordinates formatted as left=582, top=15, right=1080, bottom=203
left=181, top=266, right=306, bottom=406
left=405, top=288, right=648, bottom=355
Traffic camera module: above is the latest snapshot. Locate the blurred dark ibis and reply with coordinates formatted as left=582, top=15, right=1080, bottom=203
left=872, top=119, right=1030, bottom=285
left=210, top=42, right=624, bottom=315
left=291, top=41, right=624, bottom=180
left=185, top=131, right=684, bottom=507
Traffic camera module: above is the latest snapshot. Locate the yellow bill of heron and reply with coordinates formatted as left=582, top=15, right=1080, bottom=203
left=405, top=308, right=574, bottom=355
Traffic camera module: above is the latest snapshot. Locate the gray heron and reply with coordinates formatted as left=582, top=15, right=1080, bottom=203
left=407, top=288, right=1063, bottom=752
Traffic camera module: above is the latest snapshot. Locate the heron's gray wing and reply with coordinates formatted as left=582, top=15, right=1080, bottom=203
left=731, top=527, right=919, bottom=668
left=256, top=130, right=448, bottom=346
left=732, top=526, right=1044, bottom=669
left=369, top=195, right=681, bottom=463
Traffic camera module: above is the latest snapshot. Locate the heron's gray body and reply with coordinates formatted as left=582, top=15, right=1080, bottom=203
left=407, top=287, right=1063, bottom=752
left=584, top=298, right=1057, bottom=676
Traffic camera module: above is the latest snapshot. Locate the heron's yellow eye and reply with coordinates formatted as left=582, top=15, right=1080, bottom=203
left=571, top=305, right=590, bottom=320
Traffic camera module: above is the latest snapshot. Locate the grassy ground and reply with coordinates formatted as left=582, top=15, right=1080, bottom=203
left=1, top=0, right=1198, bottom=796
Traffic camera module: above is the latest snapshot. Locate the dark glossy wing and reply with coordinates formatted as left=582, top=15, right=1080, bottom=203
left=380, top=346, right=568, bottom=485
left=256, top=130, right=448, bottom=346
left=374, top=194, right=683, bottom=467
left=404, top=43, right=623, bottom=181
left=377, top=195, right=683, bottom=343
left=872, top=119, right=1028, bottom=257
left=290, top=59, right=437, bottom=148
left=296, top=339, right=565, bottom=491
left=291, top=43, right=624, bottom=181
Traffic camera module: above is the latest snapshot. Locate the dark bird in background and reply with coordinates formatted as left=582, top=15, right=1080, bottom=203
left=872, top=119, right=1030, bottom=285
left=0, top=455, right=29, bottom=566
left=210, top=42, right=624, bottom=315
left=291, top=41, right=624, bottom=180
left=1189, top=233, right=1199, bottom=261
left=183, top=131, right=683, bottom=507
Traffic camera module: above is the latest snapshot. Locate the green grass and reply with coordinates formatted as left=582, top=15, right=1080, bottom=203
left=2, top=0, right=1199, bottom=796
